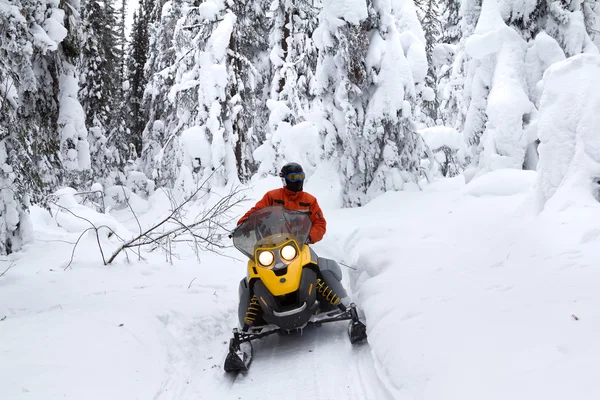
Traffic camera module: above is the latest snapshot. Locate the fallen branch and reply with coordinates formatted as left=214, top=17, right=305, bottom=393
left=107, top=183, right=246, bottom=263
left=0, top=261, right=15, bottom=278
left=56, top=167, right=247, bottom=266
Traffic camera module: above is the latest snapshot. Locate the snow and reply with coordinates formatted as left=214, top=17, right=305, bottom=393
left=391, top=0, right=425, bottom=44
left=30, top=23, right=59, bottom=53
left=465, top=168, right=536, bottom=197
left=365, top=26, right=412, bottom=127
left=254, top=100, right=323, bottom=179
left=496, top=0, right=538, bottom=23
left=179, top=126, right=210, bottom=169
left=525, top=32, right=566, bottom=103
left=43, top=8, right=67, bottom=44
left=7, top=0, right=600, bottom=397
left=322, top=0, right=368, bottom=25
left=419, top=126, right=465, bottom=152
left=547, top=3, right=599, bottom=57
left=400, top=30, right=428, bottom=86
left=58, top=67, right=90, bottom=171
left=4, top=170, right=600, bottom=399
left=536, top=53, right=600, bottom=211
left=0, top=0, right=26, bottom=23
left=207, top=11, right=236, bottom=63
left=463, top=0, right=534, bottom=180
left=198, top=1, right=220, bottom=22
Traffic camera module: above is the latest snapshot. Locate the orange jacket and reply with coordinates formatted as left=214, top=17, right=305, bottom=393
left=237, top=188, right=327, bottom=243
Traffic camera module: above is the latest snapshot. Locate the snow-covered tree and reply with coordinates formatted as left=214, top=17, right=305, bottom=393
left=536, top=54, right=600, bottom=211
left=436, top=0, right=482, bottom=132
left=583, top=0, right=600, bottom=48
left=0, top=0, right=87, bottom=254
left=253, top=0, right=320, bottom=177
left=545, top=0, right=599, bottom=56
left=127, top=0, right=153, bottom=155
left=415, top=0, right=442, bottom=124
left=313, top=0, right=426, bottom=206
left=441, top=0, right=462, bottom=44
left=0, top=1, right=35, bottom=255
left=419, top=126, right=466, bottom=177
left=79, top=0, right=128, bottom=186
left=227, top=0, right=272, bottom=179
left=140, top=0, right=180, bottom=184
left=142, top=0, right=276, bottom=192
left=436, top=0, right=599, bottom=180
left=461, top=0, right=534, bottom=181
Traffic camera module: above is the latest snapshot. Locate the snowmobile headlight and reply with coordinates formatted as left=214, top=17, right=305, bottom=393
left=280, top=244, right=297, bottom=262
left=257, top=250, right=274, bottom=267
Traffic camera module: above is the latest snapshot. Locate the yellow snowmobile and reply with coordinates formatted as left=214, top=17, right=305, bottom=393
left=224, top=206, right=367, bottom=373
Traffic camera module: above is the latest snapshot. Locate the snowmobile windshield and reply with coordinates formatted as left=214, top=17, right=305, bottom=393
left=232, top=206, right=312, bottom=259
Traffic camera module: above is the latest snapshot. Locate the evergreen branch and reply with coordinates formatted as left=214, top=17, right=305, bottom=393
left=226, top=49, right=258, bottom=74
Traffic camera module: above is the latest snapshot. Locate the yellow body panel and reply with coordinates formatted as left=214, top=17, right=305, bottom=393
left=247, top=242, right=316, bottom=296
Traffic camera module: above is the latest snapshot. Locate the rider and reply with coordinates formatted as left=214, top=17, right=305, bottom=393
left=237, top=162, right=326, bottom=244
left=236, top=163, right=350, bottom=332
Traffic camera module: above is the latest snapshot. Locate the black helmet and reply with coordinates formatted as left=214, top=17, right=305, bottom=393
left=279, top=162, right=305, bottom=192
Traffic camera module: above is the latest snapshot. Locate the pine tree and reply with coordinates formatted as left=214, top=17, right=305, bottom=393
left=546, top=0, right=599, bottom=56
left=253, top=0, right=320, bottom=176
left=227, top=0, right=272, bottom=180
left=140, top=0, right=180, bottom=185
left=0, top=0, right=35, bottom=255
left=1, top=0, right=87, bottom=254
left=417, top=0, right=442, bottom=124
left=583, top=0, right=600, bottom=47
left=314, top=0, right=425, bottom=205
left=79, top=0, right=128, bottom=186
left=441, top=0, right=462, bottom=44
left=127, top=3, right=151, bottom=156
left=503, top=0, right=546, bottom=40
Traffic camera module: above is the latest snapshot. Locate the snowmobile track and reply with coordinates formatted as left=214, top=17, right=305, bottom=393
left=223, top=323, right=393, bottom=400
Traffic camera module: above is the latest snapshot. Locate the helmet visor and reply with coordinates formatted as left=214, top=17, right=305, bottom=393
left=284, top=172, right=305, bottom=182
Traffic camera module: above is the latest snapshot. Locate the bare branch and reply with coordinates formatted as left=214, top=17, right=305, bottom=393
left=188, top=277, right=196, bottom=289
left=0, top=261, right=15, bottom=278
left=65, top=227, right=96, bottom=270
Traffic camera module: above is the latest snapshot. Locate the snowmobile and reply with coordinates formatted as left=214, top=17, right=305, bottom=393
left=224, top=206, right=368, bottom=373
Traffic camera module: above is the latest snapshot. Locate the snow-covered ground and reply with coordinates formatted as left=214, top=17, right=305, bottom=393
left=2, top=170, right=600, bottom=399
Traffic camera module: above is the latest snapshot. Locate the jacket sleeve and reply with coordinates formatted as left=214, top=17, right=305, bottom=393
left=237, top=192, right=272, bottom=225
left=308, top=199, right=327, bottom=243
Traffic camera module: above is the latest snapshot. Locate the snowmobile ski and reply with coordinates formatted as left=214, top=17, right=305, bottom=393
left=224, top=332, right=253, bottom=373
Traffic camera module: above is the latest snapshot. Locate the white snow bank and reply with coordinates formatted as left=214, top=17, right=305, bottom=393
left=466, top=168, right=536, bottom=197
left=536, top=54, right=600, bottom=211
left=332, top=173, right=600, bottom=399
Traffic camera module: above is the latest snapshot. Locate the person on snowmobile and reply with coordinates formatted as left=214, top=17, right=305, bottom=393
left=237, top=162, right=326, bottom=244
